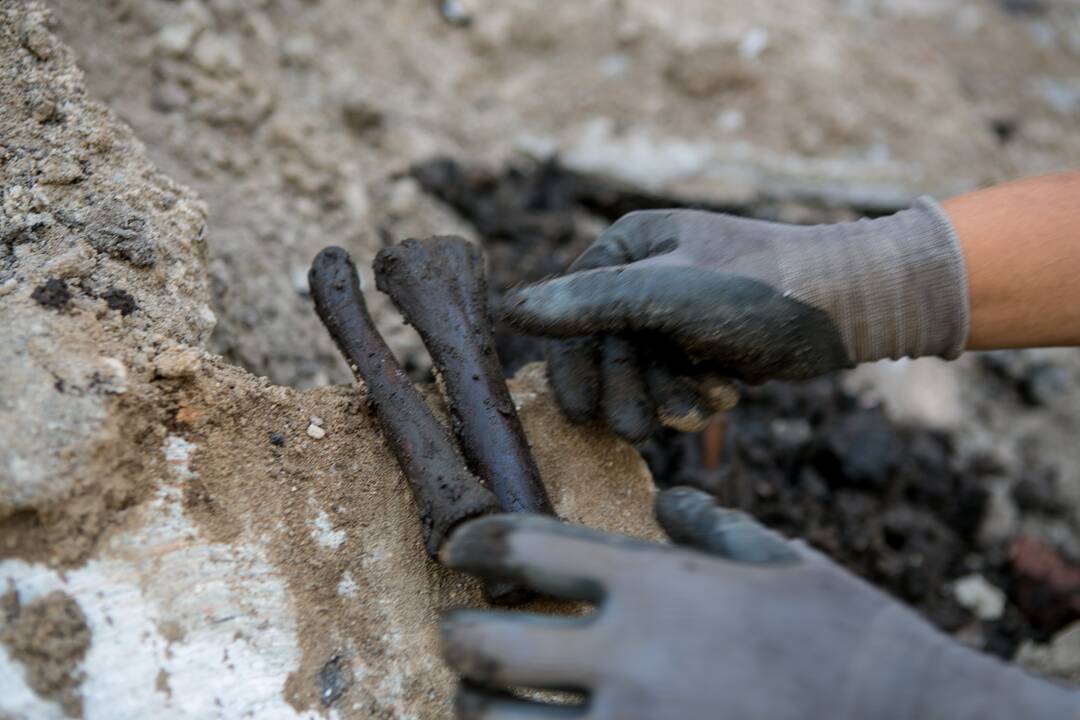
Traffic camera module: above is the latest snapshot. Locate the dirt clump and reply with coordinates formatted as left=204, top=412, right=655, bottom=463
left=1, top=588, right=91, bottom=718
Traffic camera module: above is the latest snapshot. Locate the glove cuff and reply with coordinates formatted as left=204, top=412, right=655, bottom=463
left=783, top=197, right=970, bottom=364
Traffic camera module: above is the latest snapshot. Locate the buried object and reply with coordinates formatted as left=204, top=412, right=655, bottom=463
left=308, top=246, right=498, bottom=556
left=373, top=237, right=556, bottom=519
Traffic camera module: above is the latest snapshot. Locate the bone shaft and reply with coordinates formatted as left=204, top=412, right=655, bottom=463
left=308, top=246, right=497, bottom=557
left=374, top=237, right=555, bottom=517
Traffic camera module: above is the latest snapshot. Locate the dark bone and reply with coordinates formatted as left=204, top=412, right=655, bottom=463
left=373, top=237, right=556, bottom=520
left=308, top=247, right=498, bottom=557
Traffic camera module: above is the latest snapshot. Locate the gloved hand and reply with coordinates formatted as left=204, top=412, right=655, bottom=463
left=503, top=201, right=970, bottom=442
left=440, top=488, right=1077, bottom=720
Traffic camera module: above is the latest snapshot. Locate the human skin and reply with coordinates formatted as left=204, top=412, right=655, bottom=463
left=945, top=170, right=1080, bottom=350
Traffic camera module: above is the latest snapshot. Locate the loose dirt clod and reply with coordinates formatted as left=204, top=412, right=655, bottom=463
left=308, top=246, right=498, bottom=556
left=1, top=589, right=91, bottom=718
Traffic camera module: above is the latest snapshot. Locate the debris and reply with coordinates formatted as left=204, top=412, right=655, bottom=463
left=437, top=0, right=471, bottom=27
left=154, top=347, right=202, bottom=379
left=0, top=590, right=91, bottom=718
left=99, top=287, right=137, bottom=316
left=1017, top=621, right=1080, bottom=684
left=31, top=277, right=70, bottom=310
left=1009, top=535, right=1080, bottom=634
left=306, top=423, right=326, bottom=440
left=980, top=350, right=1069, bottom=406
left=953, top=574, right=1007, bottom=621
left=317, top=654, right=349, bottom=707
left=88, top=211, right=155, bottom=268
left=308, top=246, right=498, bottom=557
left=812, top=406, right=899, bottom=489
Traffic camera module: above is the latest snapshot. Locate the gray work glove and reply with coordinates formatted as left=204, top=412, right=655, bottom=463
left=503, top=200, right=969, bottom=443
left=440, top=488, right=1077, bottom=720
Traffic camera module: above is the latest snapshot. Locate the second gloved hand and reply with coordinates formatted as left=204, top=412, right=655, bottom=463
left=503, top=202, right=969, bottom=443
left=440, top=488, right=1077, bottom=720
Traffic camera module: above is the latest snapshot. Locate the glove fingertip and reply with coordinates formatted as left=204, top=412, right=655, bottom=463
left=601, top=337, right=656, bottom=445
left=545, top=338, right=601, bottom=424
left=440, top=514, right=518, bottom=575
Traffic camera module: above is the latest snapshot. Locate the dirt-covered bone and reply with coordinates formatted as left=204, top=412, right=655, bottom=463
left=308, top=246, right=498, bottom=556
left=373, top=237, right=556, bottom=519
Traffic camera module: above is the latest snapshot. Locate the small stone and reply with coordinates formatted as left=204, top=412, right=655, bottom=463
left=30, top=96, right=56, bottom=123
left=21, top=23, right=54, bottom=60
left=438, top=0, right=471, bottom=26
left=280, top=35, right=315, bottom=66
left=306, top=424, right=326, bottom=440
left=952, top=574, right=1006, bottom=621
left=152, top=82, right=190, bottom=113
left=156, top=23, right=200, bottom=57
left=154, top=347, right=203, bottom=379
left=342, top=95, right=384, bottom=136
left=89, top=210, right=155, bottom=268
left=1010, top=535, right=1080, bottom=632
left=192, top=32, right=243, bottom=75
left=93, top=357, right=129, bottom=395
left=268, top=432, right=285, bottom=447
left=0, top=278, right=18, bottom=296
left=309, top=415, right=324, bottom=427
left=738, top=27, right=770, bottom=60
left=39, top=154, right=84, bottom=185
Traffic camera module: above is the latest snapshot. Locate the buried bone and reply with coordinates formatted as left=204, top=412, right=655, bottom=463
left=308, top=246, right=498, bottom=557
left=373, top=237, right=556, bottom=520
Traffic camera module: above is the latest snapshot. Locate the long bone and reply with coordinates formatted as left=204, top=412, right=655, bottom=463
left=308, top=246, right=498, bottom=557
left=373, top=237, right=556, bottom=520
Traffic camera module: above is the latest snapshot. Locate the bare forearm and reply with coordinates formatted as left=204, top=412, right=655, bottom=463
left=943, top=171, right=1080, bottom=350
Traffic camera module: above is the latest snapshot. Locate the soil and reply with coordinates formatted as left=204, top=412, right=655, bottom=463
left=4, top=0, right=1080, bottom=714
left=45, top=0, right=1080, bottom=389
left=1, top=589, right=91, bottom=718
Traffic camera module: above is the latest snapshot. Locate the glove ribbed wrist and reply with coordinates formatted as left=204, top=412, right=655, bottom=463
left=780, top=197, right=970, bottom=364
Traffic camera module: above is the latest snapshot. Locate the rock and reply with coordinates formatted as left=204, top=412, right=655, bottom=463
left=1017, top=621, right=1080, bottom=684
left=1009, top=535, right=1080, bottom=633
left=154, top=347, right=202, bottom=379
left=953, top=574, right=1006, bottom=621
left=0, top=0, right=212, bottom=536
left=305, top=423, right=326, bottom=439
left=191, top=32, right=243, bottom=75
left=812, top=406, right=899, bottom=489
left=155, top=23, right=200, bottom=58
left=20, top=18, right=54, bottom=61
left=979, top=350, right=1070, bottom=407
left=37, top=154, right=83, bottom=185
